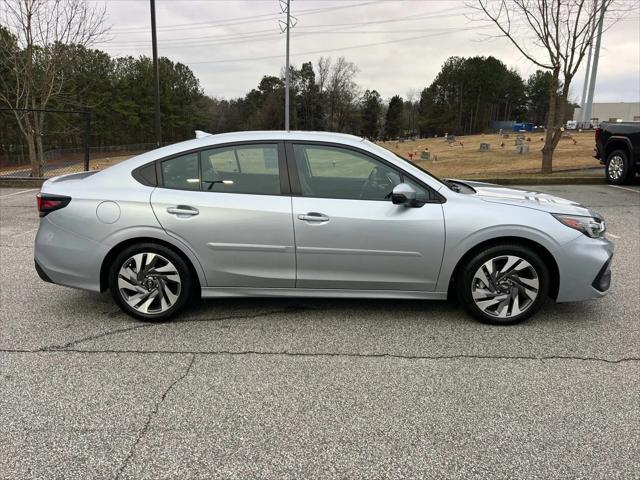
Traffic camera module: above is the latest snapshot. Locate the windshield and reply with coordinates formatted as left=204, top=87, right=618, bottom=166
left=360, top=139, right=466, bottom=191
left=362, top=139, right=447, bottom=187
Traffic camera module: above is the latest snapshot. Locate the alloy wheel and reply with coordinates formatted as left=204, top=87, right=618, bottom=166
left=117, top=252, right=182, bottom=314
left=471, top=255, right=539, bottom=318
left=608, top=155, right=624, bottom=181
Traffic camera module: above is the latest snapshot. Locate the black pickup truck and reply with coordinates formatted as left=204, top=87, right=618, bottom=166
left=595, top=122, right=640, bottom=184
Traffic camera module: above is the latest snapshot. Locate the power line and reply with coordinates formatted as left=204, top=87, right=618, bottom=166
left=185, top=24, right=494, bottom=65
left=109, top=1, right=378, bottom=33
left=98, top=5, right=467, bottom=46
left=104, top=25, right=481, bottom=50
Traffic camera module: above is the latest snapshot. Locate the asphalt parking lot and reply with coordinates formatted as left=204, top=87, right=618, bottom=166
left=1, top=183, right=639, bottom=479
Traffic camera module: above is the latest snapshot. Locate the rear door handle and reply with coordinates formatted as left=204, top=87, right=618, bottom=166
left=298, top=212, right=329, bottom=222
left=167, top=205, right=199, bottom=217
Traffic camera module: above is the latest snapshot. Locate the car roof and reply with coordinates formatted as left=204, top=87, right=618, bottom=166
left=105, top=130, right=368, bottom=173
left=94, top=130, right=445, bottom=193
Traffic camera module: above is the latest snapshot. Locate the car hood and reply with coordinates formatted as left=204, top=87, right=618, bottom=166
left=455, top=180, right=595, bottom=216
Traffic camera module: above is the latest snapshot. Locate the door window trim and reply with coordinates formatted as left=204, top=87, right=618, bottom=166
left=148, top=140, right=291, bottom=196
left=284, top=141, right=445, bottom=204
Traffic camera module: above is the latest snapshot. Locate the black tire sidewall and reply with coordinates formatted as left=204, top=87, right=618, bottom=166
left=606, top=149, right=631, bottom=185
left=457, top=244, right=550, bottom=325
left=108, top=242, right=192, bottom=322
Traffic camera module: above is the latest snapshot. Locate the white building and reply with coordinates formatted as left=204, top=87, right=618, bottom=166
left=573, top=102, right=640, bottom=123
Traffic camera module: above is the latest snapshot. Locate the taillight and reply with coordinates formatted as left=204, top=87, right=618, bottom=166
left=36, top=193, right=71, bottom=217
left=595, top=127, right=601, bottom=142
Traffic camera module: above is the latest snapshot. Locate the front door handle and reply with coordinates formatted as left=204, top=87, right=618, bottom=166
left=167, top=205, right=199, bottom=217
left=298, top=212, right=329, bottom=222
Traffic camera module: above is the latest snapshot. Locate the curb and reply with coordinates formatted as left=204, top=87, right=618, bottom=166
left=463, top=176, right=605, bottom=185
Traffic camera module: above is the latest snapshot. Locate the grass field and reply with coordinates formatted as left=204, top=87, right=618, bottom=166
left=377, top=131, right=599, bottom=178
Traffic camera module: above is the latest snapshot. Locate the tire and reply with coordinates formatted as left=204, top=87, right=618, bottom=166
left=457, top=244, right=550, bottom=326
left=109, top=242, right=192, bottom=322
left=605, top=149, right=634, bottom=185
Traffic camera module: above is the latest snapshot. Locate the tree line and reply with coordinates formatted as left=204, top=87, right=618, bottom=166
left=1, top=25, right=571, bottom=176
left=1, top=0, right=610, bottom=176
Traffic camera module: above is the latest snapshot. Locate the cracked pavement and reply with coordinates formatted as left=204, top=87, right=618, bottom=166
left=1, top=184, right=639, bottom=479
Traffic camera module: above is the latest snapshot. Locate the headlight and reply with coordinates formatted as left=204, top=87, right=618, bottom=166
left=552, top=214, right=606, bottom=238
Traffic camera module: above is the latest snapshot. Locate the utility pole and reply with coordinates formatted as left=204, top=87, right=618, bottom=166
left=280, top=0, right=296, bottom=131
left=579, top=0, right=598, bottom=124
left=150, top=0, right=162, bottom=147
left=584, top=0, right=607, bottom=126
left=285, top=0, right=291, bottom=131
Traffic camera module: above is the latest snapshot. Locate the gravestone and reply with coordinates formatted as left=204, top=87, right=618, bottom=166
left=420, top=150, right=430, bottom=160
left=446, top=135, right=456, bottom=144
left=480, top=143, right=490, bottom=151
left=515, top=137, right=524, bottom=146
left=516, top=145, right=530, bottom=154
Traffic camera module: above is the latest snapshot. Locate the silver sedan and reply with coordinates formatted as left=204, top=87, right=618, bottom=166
left=34, top=131, right=613, bottom=325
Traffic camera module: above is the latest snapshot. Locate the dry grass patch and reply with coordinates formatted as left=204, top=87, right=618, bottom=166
left=377, top=131, right=599, bottom=178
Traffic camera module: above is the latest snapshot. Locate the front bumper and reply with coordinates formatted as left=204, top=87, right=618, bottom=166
left=554, top=234, right=614, bottom=302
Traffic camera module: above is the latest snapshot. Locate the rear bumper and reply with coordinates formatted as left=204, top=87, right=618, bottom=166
left=555, top=234, right=614, bottom=302
left=34, top=217, right=106, bottom=292
left=594, top=146, right=604, bottom=164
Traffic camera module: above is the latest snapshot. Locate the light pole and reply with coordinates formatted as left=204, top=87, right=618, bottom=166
left=584, top=0, right=607, bottom=125
left=579, top=0, right=598, bottom=124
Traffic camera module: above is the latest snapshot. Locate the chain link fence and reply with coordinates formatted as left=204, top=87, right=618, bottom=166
left=0, top=143, right=158, bottom=178
left=0, top=108, right=173, bottom=179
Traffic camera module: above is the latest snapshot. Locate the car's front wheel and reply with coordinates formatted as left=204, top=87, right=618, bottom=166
left=457, top=244, right=549, bottom=325
left=109, top=243, right=192, bottom=321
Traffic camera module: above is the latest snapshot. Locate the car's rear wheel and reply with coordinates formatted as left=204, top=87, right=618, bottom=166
left=109, top=243, right=191, bottom=321
left=457, top=244, right=549, bottom=325
left=606, top=149, right=634, bottom=185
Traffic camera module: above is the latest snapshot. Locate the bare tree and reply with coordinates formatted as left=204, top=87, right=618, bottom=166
left=405, top=88, right=419, bottom=136
left=0, top=0, right=107, bottom=177
left=316, top=56, right=331, bottom=96
left=475, top=0, right=618, bottom=172
left=326, top=57, right=360, bottom=131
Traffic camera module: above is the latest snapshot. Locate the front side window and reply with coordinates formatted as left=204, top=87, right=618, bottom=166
left=201, top=144, right=281, bottom=195
left=292, top=144, right=402, bottom=200
left=292, top=144, right=436, bottom=202
left=161, top=153, right=200, bottom=190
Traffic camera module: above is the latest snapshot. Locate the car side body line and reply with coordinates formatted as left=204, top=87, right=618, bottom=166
left=201, top=287, right=448, bottom=300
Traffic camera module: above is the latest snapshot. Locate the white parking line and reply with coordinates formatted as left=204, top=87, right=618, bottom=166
left=608, top=185, right=640, bottom=194
left=11, top=227, right=38, bottom=238
left=0, top=188, right=38, bottom=199
left=606, top=233, right=621, bottom=240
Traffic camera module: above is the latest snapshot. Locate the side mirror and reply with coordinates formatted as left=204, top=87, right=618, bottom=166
left=390, top=183, right=417, bottom=207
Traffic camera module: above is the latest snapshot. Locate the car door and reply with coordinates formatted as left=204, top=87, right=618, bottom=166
left=150, top=142, right=295, bottom=288
left=287, top=142, right=445, bottom=291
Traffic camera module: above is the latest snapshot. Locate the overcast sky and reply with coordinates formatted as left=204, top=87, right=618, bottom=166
left=93, top=0, right=640, bottom=103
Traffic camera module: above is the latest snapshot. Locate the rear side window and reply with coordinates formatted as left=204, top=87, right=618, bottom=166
left=201, top=144, right=280, bottom=195
left=161, top=153, right=199, bottom=190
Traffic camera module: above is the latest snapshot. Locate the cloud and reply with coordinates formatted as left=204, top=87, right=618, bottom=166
left=94, top=0, right=640, bottom=102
